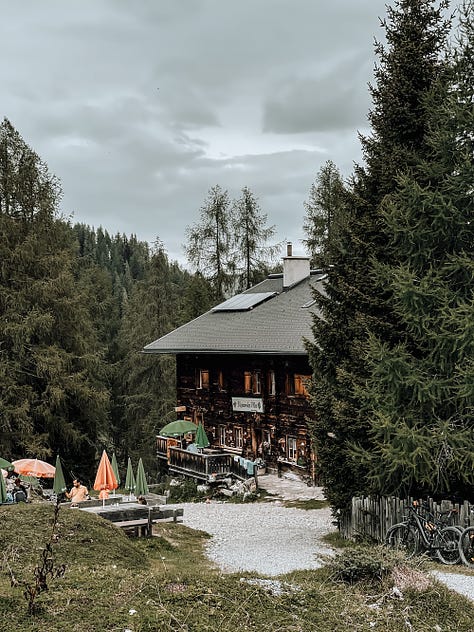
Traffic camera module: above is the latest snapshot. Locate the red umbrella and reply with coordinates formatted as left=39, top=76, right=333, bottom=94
left=93, top=451, right=118, bottom=505
left=12, top=458, right=56, bottom=478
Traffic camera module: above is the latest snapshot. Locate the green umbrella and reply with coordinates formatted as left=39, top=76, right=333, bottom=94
left=195, top=422, right=210, bottom=449
left=159, top=419, right=198, bottom=437
left=134, top=458, right=149, bottom=497
left=125, top=457, right=135, bottom=495
left=111, top=452, right=121, bottom=486
left=0, top=457, right=14, bottom=472
left=0, top=471, right=7, bottom=503
left=53, top=455, right=67, bottom=496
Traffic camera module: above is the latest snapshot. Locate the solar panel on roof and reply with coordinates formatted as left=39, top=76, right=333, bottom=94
left=212, top=292, right=277, bottom=312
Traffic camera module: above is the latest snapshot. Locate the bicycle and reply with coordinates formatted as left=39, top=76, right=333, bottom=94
left=385, top=502, right=461, bottom=565
left=458, top=508, right=474, bottom=568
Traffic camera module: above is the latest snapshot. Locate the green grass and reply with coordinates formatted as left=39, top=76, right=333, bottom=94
left=281, top=498, right=330, bottom=510
left=0, top=503, right=473, bottom=631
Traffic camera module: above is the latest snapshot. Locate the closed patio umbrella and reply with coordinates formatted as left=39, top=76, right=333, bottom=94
left=134, top=458, right=149, bottom=497
left=0, top=471, right=7, bottom=504
left=195, top=422, right=210, bottom=450
left=111, top=453, right=121, bottom=487
left=125, top=457, right=135, bottom=498
left=93, top=450, right=118, bottom=506
left=52, top=455, right=67, bottom=497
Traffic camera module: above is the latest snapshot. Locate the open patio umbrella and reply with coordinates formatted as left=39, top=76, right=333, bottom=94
left=134, top=458, right=149, bottom=497
left=13, top=458, right=56, bottom=478
left=52, top=455, right=67, bottom=497
left=195, top=422, right=210, bottom=450
left=0, top=471, right=7, bottom=504
left=124, top=457, right=135, bottom=498
left=159, top=419, right=197, bottom=437
left=0, top=457, right=14, bottom=472
left=93, top=450, right=118, bottom=506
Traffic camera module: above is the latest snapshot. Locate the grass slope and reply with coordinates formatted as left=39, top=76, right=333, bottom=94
left=0, top=503, right=473, bottom=631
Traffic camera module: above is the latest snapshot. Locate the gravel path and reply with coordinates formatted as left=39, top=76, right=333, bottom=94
left=179, top=473, right=474, bottom=602
left=182, top=500, right=335, bottom=576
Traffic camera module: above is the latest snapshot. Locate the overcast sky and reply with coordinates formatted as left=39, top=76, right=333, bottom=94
left=1, top=0, right=389, bottom=265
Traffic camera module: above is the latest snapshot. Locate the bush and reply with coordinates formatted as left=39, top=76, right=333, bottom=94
left=327, top=546, right=400, bottom=585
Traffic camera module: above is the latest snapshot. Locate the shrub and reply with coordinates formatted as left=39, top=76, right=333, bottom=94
left=327, top=546, right=400, bottom=585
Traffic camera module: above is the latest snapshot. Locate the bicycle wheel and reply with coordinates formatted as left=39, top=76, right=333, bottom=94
left=458, top=527, right=474, bottom=568
left=385, top=523, right=419, bottom=558
left=436, top=526, right=461, bottom=565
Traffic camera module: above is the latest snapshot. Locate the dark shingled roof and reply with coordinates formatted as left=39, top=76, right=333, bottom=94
left=143, top=272, right=325, bottom=356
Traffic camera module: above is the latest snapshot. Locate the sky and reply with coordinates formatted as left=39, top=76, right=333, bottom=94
left=0, top=0, right=389, bottom=266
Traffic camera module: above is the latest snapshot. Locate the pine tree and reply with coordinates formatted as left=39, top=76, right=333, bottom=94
left=184, top=185, right=233, bottom=301
left=306, top=0, right=451, bottom=511
left=353, top=1, right=474, bottom=499
left=231, top=187, right=279, bottom=290
left=0, top=119, right=109, bottom=478
left=303, top=161, right=347, bottom=268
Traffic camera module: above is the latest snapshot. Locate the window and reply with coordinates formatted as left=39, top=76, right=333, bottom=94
left=217, top=369, right=226, bottom=391
left=294, top=374, right=311, bottom=397
left=244, top=370, right=261, bottom=394
left=287, top=436, right=297, bottom=462
left=197, top=369, right=209, bottom=390
left=286, top=374, right=311, bottom=397
left=218, top=425, right=226, bottom=446
left=267, top=370, right=276, bottom=396
left=235, top=427, right=243, bottom=449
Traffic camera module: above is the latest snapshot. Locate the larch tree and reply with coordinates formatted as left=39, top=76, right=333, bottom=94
left=302, top=160, right=348, bottom=268
left=306, top=0, right=452, bottom=512
left=184, top=185, right=233, bottom=302
left=231, top=186, right=279, bottom=290
left=353, top=0, right=474, bottom=500
left=0, top=118, right=109, bottom=479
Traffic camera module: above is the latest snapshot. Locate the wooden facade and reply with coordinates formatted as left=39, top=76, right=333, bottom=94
left=175, top=353, right=316, bottom=478
left=144, top=248, right=325, bottom=482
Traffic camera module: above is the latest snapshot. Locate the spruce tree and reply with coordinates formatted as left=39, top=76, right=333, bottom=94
left=116, top=243, right=185, bottom=472
left=354, top=1, right=474, bottom=500
left=0, top=119, right=109, bottom=478
left=306, top=0, right=451, bottom=512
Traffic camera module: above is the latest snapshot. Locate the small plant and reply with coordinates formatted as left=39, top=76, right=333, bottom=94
left=327, top=545, right=399, bottom=585
left=8, top=501, right=66, bottom=614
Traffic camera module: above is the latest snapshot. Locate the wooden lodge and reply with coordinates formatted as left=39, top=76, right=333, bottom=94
left=144, top=244, right=324, bottom=482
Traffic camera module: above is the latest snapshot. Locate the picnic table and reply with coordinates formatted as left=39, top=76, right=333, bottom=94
left=78, top=502, right=184, bottom=536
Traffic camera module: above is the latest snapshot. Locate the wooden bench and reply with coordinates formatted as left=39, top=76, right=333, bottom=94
left=114, top=518, right=151, bottom=537
left=150, top=507, right=184, bottom=523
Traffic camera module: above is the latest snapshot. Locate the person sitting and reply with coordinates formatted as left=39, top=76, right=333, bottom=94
left=137, top=495, right=147, bottom=505
left=65, top=479, right=89, bottom=505
left=13, top=478, right=28, bottom=503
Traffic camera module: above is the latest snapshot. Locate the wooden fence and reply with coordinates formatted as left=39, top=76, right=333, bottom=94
left=339, top=496, right=474, bottom=542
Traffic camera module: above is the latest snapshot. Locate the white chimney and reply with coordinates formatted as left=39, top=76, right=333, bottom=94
left=283, top=242, right=310, bottom=288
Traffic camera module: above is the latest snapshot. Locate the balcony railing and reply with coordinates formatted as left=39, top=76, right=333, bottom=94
left=157, top=436, right=252, bottom=482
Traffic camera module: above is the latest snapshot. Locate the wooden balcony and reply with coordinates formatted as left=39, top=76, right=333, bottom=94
left=157, top=436, right=252, bottom=482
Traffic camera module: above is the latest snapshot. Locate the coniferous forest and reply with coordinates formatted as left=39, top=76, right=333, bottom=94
left=0, top=0, right=473, bottom=509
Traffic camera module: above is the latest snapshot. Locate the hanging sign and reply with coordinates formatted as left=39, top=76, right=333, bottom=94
left=232, top=397, right=264, bottom=413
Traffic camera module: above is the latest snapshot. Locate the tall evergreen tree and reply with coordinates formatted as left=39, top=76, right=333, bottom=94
left=0, top=119, right=109, bottom=479
left=306, top=0, right=451, bottom=511
left=303, top=160, right=347, bottom=268
left=184, top=185, right=233, bottom=302
left=353, top=1, right=474, bottom=499
left=231, top=187, right=279, bottom=290
left=116, top=242, right=186, bottom=472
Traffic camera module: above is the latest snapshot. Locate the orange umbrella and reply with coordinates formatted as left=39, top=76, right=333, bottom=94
left=12, top=458, right=56, bottom=478
left=93, top=450, right=118, bottom=499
